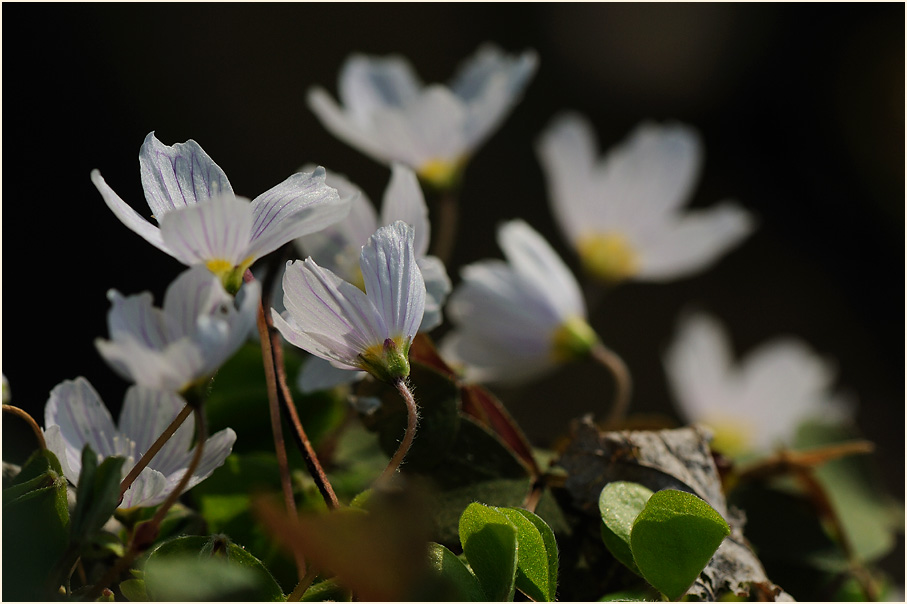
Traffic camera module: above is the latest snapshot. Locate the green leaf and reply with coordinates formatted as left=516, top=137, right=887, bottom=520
left=70, top=445, right=126, bottom=546
left=425, top=542, right=487, bottom=601
left=598, top=481, right=654, bottom=575
left=144, top=535, right=285, bottom=601
left=629, top=489, right=730, bottom=601
left=2, top=449, right=70, bottom=600
left=495, top=507, right=559, bottom=601
left=119, top=578, right=147, bottom=601
left=300, top=578, right=352, bottom=602
left=458, top=502, right=519, bottom=601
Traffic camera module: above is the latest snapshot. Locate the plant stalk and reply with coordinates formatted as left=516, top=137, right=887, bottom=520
left=377, top=378, right=419, bottom=485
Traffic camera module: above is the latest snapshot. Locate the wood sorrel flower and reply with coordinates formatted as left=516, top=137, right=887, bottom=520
left=308, top=44, right=537, bottom=189
left=536, top=112, right=754, bottom=283
left=91, top=132, right=349, bottom=292
left=272, top=221, right=426, bottom=384
left=294, top=163, right=451, bottom=393
left=440, top=219, right=601, bottom=385
left=663, top=312, right=854, bottom=458
left=43, top=378, right=236, bottom=508
left=95, top=265, right=259, bottom=393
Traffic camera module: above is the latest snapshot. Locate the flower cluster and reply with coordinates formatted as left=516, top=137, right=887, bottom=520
left=9, top=39, right=877, bottom=603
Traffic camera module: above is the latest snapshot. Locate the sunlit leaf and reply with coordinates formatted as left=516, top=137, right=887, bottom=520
left=630, top=489, right=730, bottom=600
left=459, top=502, right=519, bottom=601
left=598, top=481, right=654, bottom=575
left=496, top=507, right=559, bottom=601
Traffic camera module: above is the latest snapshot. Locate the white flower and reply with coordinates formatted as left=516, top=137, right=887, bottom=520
left=294, top=164, right=450, bottom=392
left=272, top=221, right=425, bottom=384
left=43, top=377, right=236, bottom=509
left=95, top=265, right=260, bottom=393
left=297, top=163, right=450, bottom=331
left=91, top=132, right=349, bottom=291
left=440, top=219, right=599, bottom=385
left=308, top=44, right=538, bottom=188
left=663, top=312, right=854, bottom=458
left=536, top=112, right=754, bottom=283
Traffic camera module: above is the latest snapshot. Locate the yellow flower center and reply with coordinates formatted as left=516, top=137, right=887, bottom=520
left=551, top=316, right=600, bottom=363
left=205, top=256, right=255, bottom=295
left=702, top=417, right=753, bottom=459
left=576, top=232, right=639, bottom=283
left=417, top=156, right=467, bottom=191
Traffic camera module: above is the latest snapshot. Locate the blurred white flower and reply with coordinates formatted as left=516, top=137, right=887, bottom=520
left=308, top=44, right=538, bottom=189
left=536, top=112, right=754, bottom=283
left=95, top=265, right=259, bottom=393
left=663, top=312, right=854, bottom=458
left=294, top=164, right=450, bottom=392
left=43, top=377, right=235, bottom=509
left=440, top=219, right=600, bottom=385
left=92, top=132, right=348, bottom=291
left=273, top=221, right=426, bottom=384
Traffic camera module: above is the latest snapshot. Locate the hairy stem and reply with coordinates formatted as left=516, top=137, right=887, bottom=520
left=377, top=379, right=419, bottom=485
left=118, top=403, right=193, bottom=504
left=591, top=342, right=633, bottom=426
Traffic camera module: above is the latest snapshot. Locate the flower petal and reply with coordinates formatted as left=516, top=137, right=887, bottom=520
left=44, top=378, right=119, bottom=468
left=119, top=467, right=168, bottom=509
left=278, top=258, right=384, bottom=362
left=159, top=427, right=237, bottom=501
left=96, top=334, right=202, bottom=392
left=634, top=201, right=754, bottom=281
left=663, top=312, right=736, bottom=425
left=339, top=53, right=423, bottom=115
left=118, top=386, right=193, bottom=474
left=416, top=255, right=451, bottom=332
left=535, top=112, right=602, bottom=243
left=298, top=356, right=366, bottom=394
left=307, top=87, right=390, bottom=164
left=138, top=132, right=233, bottom=218
left=43, top=425, right=79, bottom=485
left=245, top=167, right=348, bottom=261
left=380, top=163, right=430, bottom=257
left=359, top=221, right=426, bottom=341
left=497, top=219, right=585, bottom=321
left=159, top=195, right=254, bottom=269
left=91, top=169, right=169, bottom=253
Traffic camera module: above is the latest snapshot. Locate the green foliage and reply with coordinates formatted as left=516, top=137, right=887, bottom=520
left=143, top=534, right=285, bottom=601
left=496, top=507, right=559, bottom=601
left=70, top=445, right=125, bottom=548
left=458, top=503, right=519, bottom=601
left=425, top=542, right=487, bottom=601
left=598, top=481, right=654, bottom=575
left=2, top=448, right=71, bottom=600
left=629, top=489, right=730, bottom=601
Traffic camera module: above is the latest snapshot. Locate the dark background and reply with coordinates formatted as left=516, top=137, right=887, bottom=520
left=3, top=1, right=903, bottom=574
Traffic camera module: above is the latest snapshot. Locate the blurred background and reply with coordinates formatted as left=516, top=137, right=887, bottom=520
left=3, top=1, right=902, bottom=578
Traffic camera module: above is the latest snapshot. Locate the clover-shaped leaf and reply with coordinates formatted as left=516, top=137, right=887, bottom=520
left=629, top=489, right=730, bottom=600
left=598, top=481, right=654, bottom=575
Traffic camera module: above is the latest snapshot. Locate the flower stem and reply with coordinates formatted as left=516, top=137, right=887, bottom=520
left=377, top=379, right=419, bottom=485
left=84, top=405, right=208, bottom=601
left=591, top=342, right=632, bottom=426
left=2, top=404, right=46, bottom=450
left=429, top=189, right=459, bottom=266
left=255, top=293, right=308, bottom=579
left=287, top=568, right=319, bottom=602
left=118, top=403, right=193, bottom=504
left=246, top=267, right=340, bottom=510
